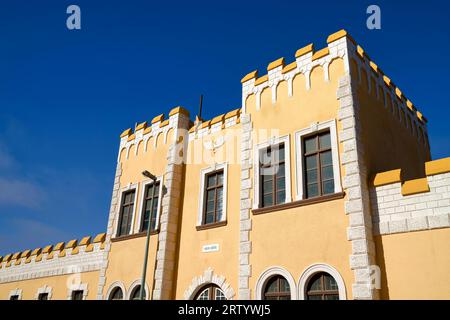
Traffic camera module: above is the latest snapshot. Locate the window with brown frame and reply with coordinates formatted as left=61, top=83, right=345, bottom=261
left=303, top=131, right=334, bottom=198
left=71, top=290, right=84, bottom=300
left=38, top=293, right=49, bottom=300
left=202, top=170, right=224, bottom=225
left=259, top=143, right=285, bottom=208
left=140, top=181, right=160, bottom=232
left=263, top=275, right=291, bottom=300
left=306, top=272, right=339, bottom=300
left=117, top=190, right=135, bottom=237
left=194, top=284, right=226, bottom=300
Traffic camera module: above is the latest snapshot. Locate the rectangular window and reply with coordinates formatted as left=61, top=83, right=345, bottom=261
left=117, top=190, right=135, bottom=237
left=303, top=131, right=334, bottom=198
left=140, top=181, right=160, bottom=232
left=202, top=170, right=224, bottom=225
left=38, top=293, right=49, bottom=300
left=259, top=143, right=285, bottom=208
left=71, top=290, right=84, bottom=300
left=10, top=295, right=19, bottom=300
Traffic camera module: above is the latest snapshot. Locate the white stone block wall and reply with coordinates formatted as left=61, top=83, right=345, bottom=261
left=371, top=172, right=450, bottom=235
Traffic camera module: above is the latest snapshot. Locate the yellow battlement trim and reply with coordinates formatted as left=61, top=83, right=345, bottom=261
left=21, top=250, right=31, bottom=258
left=12, top=252, right=20, bottom=260
left=369, top=61, right=380, bottom=76
left=4, top=254, right=12, bottom=261
left=65, top=239, right=77, bottom=249
left=295, top=43, right=314, bottom=58
left=31, top=248, right=41, bottom=256
left=160, top=119, right=169, bottom=127
left=169, top=106, right=189, bottom=117
left=85, top=244, right=94, bottom=252
left=93, top=233, right=106, bottom=243
left=395, top=87, right=404, bottom=100
left=401, top=178, right=430, bottom=196
left=0, top=256, right=3, bottom=263
left=267, top=57, right=285, bottom=71
left=373, top=169, right=402, bottom=187
left=42, top=245, right=53, bottom=254
left=425, top=157, right=450, bottom=176
left=79, top=236, right=91, bottom=246
left=127, top=133, right=136, bottom=142
left=59, top=249, right=66, bottom=258
left=135, top=121, right=147, bottom=131
left=383, top=75, right=392, bottom=87
left=200, top=120, right=211, bottom=129
left=54, top=242, right=65, bottom=251
left=120, top=128, right=132, bottom=138
left=210, top=114, right=225, bottom=125
left=143, top=127, right=152, bottom=135
left=406, top=100, right=416, bottom=112
left=241, top=70, right=258, bottom=84
left=47, top=252, right=54, bottom=259
left=225, top=108, right=240, bottom=119
left=254, top=75, right=268, bottom=86
left=35, top=254, right=42, bottom=262
left=282, top=61, right=297, bottom=74
left=312, top=47, right=329, bottom=61
left=151, top=114, right=164, bottom=124
left=71, top=247, right=79, bottom=255
left=327, top=29, right=355, bottom=44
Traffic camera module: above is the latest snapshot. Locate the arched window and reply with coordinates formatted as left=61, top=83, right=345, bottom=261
left=108, top=287, right=124, bottom=300
left=263, top=275, right=291, bottom=300
left=306, top=272, right=339, bottom=300
left=130, top=285, right=146, bottom=300
left=194, top=284, right=226, bottom=300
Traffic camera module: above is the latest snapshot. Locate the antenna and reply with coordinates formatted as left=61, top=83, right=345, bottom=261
left=198, top=94, right=203, bottom=120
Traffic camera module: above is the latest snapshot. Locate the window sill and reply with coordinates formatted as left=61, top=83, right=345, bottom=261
left=252, top=192, right=345, bottom=215
left=196, top=221, right=227, bottom=231
left=111, top=230, right=159, bottom=242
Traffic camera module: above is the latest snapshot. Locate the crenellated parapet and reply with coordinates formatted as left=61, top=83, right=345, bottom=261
left=0, top=233, right=106, bottom=284
left=371, top=157, right=450, bottom=235
left=117, top=106, right=190, bottom=162
left=241, top=29, right=351, bottom=113
left=188, top=108, right=241, bottom=141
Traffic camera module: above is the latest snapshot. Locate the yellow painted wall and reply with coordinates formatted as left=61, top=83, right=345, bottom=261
left=0, top=271, right=99, bottom=300
left=247, top=58, right=354, bottom=298
left=375, top=228, right=450, bottom=299
left=174, top=125, right=242, bottom=299
left=351, top=58, right=430, bottom=180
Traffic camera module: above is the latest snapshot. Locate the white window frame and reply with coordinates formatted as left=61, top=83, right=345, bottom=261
left=294, top=119, right=342, bottom=201
left=105, top=281, right=126, bottom=300
left=298, top=263, right=347, bottom=300
left=135, top=176, right=164, bottom=233
left=35, top=285, right=53, bottom=300
left=114, top=183, right=138, bottom=238
left=127, top=279, right=150, bottom=300
left=197, top=162, right=228, bottom=226
left=8, top=288, right=22, bottom=300
left=255, top=266, right=297, bottom=300
left=67, top=283, right=88, bottom=300
left=253, top=135, right=292, bottom=209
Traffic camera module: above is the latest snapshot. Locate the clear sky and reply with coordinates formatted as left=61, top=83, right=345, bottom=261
left=0, top=0, right=449, bottom=255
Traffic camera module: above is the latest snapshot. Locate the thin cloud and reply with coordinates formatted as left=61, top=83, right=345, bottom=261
left=0, top=178, right=46, bottom=209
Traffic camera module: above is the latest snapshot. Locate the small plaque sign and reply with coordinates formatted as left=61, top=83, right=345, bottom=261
left=202, top=244, right=220, bottom=253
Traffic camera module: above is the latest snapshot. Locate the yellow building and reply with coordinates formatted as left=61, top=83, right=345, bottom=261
left=1, top=30, right=449, bottom=300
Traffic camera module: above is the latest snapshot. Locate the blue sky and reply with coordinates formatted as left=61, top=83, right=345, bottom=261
left=0, top=0, right=449, bottom=255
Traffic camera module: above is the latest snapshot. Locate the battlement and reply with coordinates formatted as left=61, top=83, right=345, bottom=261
left=240, top=29, right=429, bottom=150
left=0, top=233, right=106, bottom=284
left=370, top=157, right=450, bottom=236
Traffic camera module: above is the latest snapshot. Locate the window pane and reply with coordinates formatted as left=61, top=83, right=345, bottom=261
left=306, top=169, right=318, bottom=184
left=197, top=289, right=209, bottom=300
left=276, top=177, right=285, bottom=190
left=277, top=145, right=285, bottom=162
left=324, top=274, right=338, bottom=290
left=322, top=165, right=334, bottom=180
left=308, top=276, right=322, bottom=291
left=207, top=174, right=216, bottom=187
left=263, top=180, right=273, bottom=194
left=276, top=163, right=285, bottom=177
left=206, top=200, right=215, bottom=213
left=322, top=180, right=335, bottom=195
left=279, top=296, right=291, bottom=300
left=319, top=133, right=331, bottom=149
left=305, top=155, right=317, bottom=169
left=265, top=278, right=278, bottom=292
left=216, top=189, right=223, bottom=221
left=215, top=288, right=226, bottom=300
left=276, top=190, right=285, bottom=204
left=207, top=190, right=215, bottom=202
left=325, top=294, right=339, bottom=300
left=307, top=184, right=319, bottom=198
left=217, top=173, right=223, bottom=186
left=320, top=151, right=332, bottom=166
left=263, top=194, right=273, bottom=207
left=279, top=278, right=290, bottom=292
left=304, top=136, right=317, bottom=153
left=205, top=212, right=215, bottom=224
left=307, top=295, right=322, bottom=300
